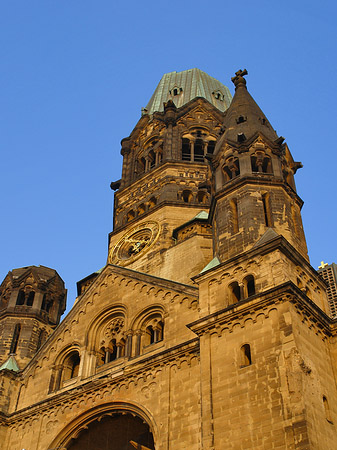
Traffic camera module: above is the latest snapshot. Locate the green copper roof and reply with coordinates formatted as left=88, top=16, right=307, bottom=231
left=0, top=355, right=20, bottom=372
left=200, top=256, right=221, bottom=274
left=144, top=69, right=232, bottom=115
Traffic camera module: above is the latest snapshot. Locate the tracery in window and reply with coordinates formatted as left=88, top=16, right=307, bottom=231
left=98, top=317, right=126, bottom=366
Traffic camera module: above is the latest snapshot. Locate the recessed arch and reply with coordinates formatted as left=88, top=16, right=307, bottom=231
left=86, top=304, right=128, bottom=352
left=48, top=402, right=158, bottom=450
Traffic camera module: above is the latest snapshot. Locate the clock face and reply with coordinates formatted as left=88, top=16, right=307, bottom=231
left=109, top=221, right=160, bottom=265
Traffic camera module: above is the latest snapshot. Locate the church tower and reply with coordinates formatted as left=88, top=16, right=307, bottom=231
left=105, top=69, right=232, bottom=286
left=1, top=69, right=337, bottom=450
left=0, top=265, right=66, bottom=370
left=209, top=69, right=307, bottom=262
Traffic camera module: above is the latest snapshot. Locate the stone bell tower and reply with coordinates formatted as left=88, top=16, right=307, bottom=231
left=0, top=265, right=66, bottom=370
left=106, top=69, right=233, bottom=285
left=209, top=69, right=308, bottom=263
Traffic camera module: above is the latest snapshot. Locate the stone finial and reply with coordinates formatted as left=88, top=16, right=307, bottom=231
left=231, top=69, right=248, bottom=89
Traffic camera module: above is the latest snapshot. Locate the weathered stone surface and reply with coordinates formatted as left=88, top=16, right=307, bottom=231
left=1, top=69, right=336, bottom=449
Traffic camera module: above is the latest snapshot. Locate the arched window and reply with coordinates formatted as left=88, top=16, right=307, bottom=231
left=143, top=320, right=163, bottom=348
left=243, top=275, right=256, bottom=298
left=197, top=191, right=207, bottom=203
left=223, top=156, right=240, bottom=182
left=240, top=344, right=252, bottom=367
left=182, top=190, right=193, bottom=203
left=182, top=138, right=191, bottom=161
left=10, top=323, right=21, bottom=354
left=261, top=193, right=272, bottom=227
left=97, top=317, right=126, bottom=366
left=137, top=203, right=146, bottom=216
left=62, top=351, right=80, bottom=382
left=229, top=281, right=241, bottom=304
left=149, top=197, right=157, bottom=209
left=127, top=210, right=135, bottom=222
left=230, top=198, right=239, bottom=234
left=26, top=291, right=35, bottom=306
left=207, top=140, right=215, bottom=154
left=36, top=329, right=48, bottom=351
left=148, top=150, right=156, bottom=169
left=41, top=294, right=48, bottom=310
left=323, top=396, right=333, bottom=423
left=251, top=152, right=272, bottom=173
left=16, top=290, right=25, bottom=306
left=194, top=139, right=204, bottom=162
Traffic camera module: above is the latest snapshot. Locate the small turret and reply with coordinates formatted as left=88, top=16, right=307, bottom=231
left=0, top=265, right=66, bottom=369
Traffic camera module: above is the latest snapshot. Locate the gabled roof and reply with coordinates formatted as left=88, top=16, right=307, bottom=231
left=144, top=69, right=232, bottom=115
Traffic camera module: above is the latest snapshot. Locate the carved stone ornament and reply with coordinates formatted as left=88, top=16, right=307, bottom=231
left=109, top=221, right=160, bottom=265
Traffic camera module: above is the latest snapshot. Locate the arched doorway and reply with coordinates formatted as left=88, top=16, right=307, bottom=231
left=66, top=412, right=155, bottom=450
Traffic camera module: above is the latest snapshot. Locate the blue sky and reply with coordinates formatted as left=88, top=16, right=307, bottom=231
left=1, top=1, right=336, bottom=316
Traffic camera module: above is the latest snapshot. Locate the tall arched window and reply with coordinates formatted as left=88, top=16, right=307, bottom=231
left=97, top=317, right=126, bottom=366
left=323, top=396, right=333, bottom=423
left=230, top=198, right=239, bottom=234
left=182, top=138, right=191, bottom=161
left=26, top=291, right=35, bottom=306
left=62, top=351, right=80, bottom=382
left=229, top=282, right=241, bottom=304
left=36, top=329, right=48, bottom=351
left=10, top=324, right=21, bottom=354
left=194, top=139, right=204, bottom=162
left=240, top=344, right=252, bottom=367
left=16, top=290, right=25, bottom=306
left=243, top=275, right=256, bottom=298
left=261, top=193, right=272, bottom=227
left=182, top=190, right=193, bottom=203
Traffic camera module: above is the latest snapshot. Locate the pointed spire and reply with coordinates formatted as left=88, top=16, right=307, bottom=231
left=217, top=69, right=278, bottom=148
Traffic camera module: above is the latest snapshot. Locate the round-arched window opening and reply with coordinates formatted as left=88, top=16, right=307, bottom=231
left=67, top=412, right=155, bottom=450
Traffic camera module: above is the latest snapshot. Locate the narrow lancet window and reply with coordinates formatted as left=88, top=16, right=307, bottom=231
left=10, top=324, right=21, bottom=354
left=240, top=344, right=252, bottom=366
left=230, top=199, right=239, bottom=233
left=262, top=193, right=272, bottom=227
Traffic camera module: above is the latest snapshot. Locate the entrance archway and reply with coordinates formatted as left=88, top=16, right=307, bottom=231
left=65, top=411, right=155, bottom=450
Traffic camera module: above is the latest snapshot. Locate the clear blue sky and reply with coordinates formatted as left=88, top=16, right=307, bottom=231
left=1, top=1, right=336, bottom=316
